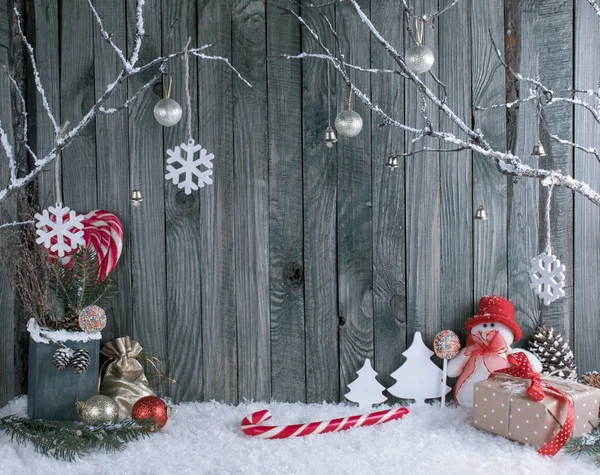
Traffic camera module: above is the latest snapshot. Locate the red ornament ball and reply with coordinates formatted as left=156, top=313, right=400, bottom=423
left=131, top=396, right=169, bottom=429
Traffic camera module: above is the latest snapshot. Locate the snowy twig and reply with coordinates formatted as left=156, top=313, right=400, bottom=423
left=0, top=1, right=250, bottom=207
left=0, top=219, right=35, bottom=230
left=13, top=8, right=59, bottom=134
left=587, top=0, right=600, bottom=16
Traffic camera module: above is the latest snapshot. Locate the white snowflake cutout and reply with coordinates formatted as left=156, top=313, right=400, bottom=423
left=529, top=252, right=566, bottom=306
left=35, top=204, right=85, bottom=257
left=165, top=138, right=214, bottom=195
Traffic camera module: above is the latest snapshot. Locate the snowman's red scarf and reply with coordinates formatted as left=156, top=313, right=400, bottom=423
left=455, top=330, right=510, bottom=402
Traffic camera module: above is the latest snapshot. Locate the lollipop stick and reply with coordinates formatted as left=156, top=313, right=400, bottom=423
left=440, top=358, right=448, bottom=410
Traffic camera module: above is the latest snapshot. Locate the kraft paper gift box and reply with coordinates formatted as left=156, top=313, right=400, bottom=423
left=472, top=375, right=600, bottom=448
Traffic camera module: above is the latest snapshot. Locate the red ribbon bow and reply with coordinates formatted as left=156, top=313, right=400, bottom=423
left=455, top=331, right=510, bottom=401
left=494, top=352, right=574, bottom=457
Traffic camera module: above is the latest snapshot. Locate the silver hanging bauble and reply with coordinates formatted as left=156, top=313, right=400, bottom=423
left=324, top=125, right=338, bottom=148
left=405, top=44, right=435, bottom=75
left=474, top=205, right=488, bottom=221
left=335, top=110, right=363, bottom=138
left=531, top=141, right=547, bottom=157
left=130, top=189, right=144, bottom=207
left=153, top=98, right=182, bottom=127
left=76, top=395, right=119, bottom=425
left=386, top=154, right=399, bottom=170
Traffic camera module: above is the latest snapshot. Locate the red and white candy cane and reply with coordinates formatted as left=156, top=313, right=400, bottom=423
left=241, top=407, right=409, bottom=439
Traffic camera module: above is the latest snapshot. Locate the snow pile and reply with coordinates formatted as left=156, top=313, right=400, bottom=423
left=27, top=319, right=102, bottom=344
left=0, top=397, right=596, bottom=475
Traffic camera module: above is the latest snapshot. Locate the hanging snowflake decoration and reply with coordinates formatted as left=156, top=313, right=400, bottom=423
left=165, top=139, right=214, bottom=195
left=529, top=252, right=566, bottom=306
left=35, top=204, right=85, bottom=257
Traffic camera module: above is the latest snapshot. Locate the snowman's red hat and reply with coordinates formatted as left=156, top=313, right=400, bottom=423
left=465, top=295, right=522, bottom=341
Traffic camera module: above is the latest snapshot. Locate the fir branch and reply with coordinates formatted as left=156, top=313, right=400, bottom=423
left=565, top=425, right=600, bottom=464
left=0, top=415, right=155, bottom=461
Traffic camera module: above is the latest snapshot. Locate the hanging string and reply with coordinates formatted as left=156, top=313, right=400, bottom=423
left=415, top=18, right=424, bottom=45
left=327, top=63, right=331, bottom=126
left=183, top=37, right=192, bottom=142
left=163, top=73, right=173, bottom=100
left=347, top=83, right=353, bottom=112
left=54, top=121, right=69, bottom=207
left=544, top=172, right=557, bottom=255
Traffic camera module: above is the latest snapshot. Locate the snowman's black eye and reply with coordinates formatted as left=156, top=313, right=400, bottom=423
left=490, top=323, right=495, bottom=328
left=483, top=324, right=488, bottom=328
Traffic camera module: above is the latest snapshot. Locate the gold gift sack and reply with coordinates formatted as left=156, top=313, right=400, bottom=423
left=99, top=336, right=156, bottom=416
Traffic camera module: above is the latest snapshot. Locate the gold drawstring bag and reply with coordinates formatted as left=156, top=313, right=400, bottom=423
left=99, top=336, right=156, bottom=416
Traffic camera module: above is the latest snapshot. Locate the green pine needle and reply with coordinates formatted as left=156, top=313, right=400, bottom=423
left=565, top=425, right=600, bottom=465
left=0, top=415, right=154, bottom=461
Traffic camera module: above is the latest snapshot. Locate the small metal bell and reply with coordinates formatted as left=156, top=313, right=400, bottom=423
left=130, top=189, right=144, bottom=207
left=386, top=154, right=399, bottom=170
left=531, top=141, right=546, bottom=157
left=474, top=205, right=488, bottom=221
left=324, top=125, right=337, bottom=148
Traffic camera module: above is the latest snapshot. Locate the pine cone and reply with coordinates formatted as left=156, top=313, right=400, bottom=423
left=526, top=325, right=577, bottom=379
left=71, top=348, right=91, bottom=374
left=581, top=372, right=600, bottom=389
left=53, top=347, right=73, bottom=371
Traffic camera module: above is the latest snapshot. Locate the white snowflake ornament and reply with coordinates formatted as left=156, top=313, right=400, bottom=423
left=165, top=138, right=214, bottom=195
left=529, top=252, right=566, bottom=305
left=35, top=203, right=85, bottom=257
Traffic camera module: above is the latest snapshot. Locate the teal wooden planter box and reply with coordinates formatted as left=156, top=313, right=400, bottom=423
left=27, top=320, right=100, bottom=421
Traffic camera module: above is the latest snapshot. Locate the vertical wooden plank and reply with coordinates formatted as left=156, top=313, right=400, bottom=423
left=198, top=1, right=238, bottom=404
left=371, top=0, right=406, bottom=389
left=93, top=0, right=132, bottom=343
left=472, top=0, right=507, bottom=310
left=232, top=0, right=270, bottom=401
left=405, top=1, right=441, bottom=342
left=127, top=0, right=168, bottom=376
left=574, top=0, right=600, bottom=374
left=302, top=3, right=339, bottom=403
left=60, top=0, right=96, bottom=212
left=161, top=0, right=202, bottom=403
left=506, top=0, right=540, bottom=343
left=537, top=0, right=573, bottom=339
left=29, top=0, right=60, bottom=207
left=0, top=0, right=17, bottom=405
left=267, top=2, right=305, bottom=402
left=337, top=0, right=373, bottom=398
left=439, top=0, right=473, bottom=336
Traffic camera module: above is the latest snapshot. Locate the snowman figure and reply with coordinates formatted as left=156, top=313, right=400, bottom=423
left=448, top=295, right=542, bottom=408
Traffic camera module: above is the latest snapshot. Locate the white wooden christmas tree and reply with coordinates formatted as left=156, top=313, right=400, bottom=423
left=387, top=332, right=451, bottom=405
left=345, top=358, right=387, bottom=408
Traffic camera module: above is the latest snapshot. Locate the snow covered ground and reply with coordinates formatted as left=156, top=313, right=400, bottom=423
left=0, top=397, right=597, bottom=475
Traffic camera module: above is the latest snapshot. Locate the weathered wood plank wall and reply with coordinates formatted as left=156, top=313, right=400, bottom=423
left=1, top=0, right=599, bottom=406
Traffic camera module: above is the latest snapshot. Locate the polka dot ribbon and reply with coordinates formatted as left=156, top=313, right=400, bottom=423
left=495, top=352, right=574, bottom=457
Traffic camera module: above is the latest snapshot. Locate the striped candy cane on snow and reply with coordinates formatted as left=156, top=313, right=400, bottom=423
left=241, top=407, right=409, bottom=439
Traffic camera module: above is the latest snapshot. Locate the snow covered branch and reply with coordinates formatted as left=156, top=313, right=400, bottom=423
left=588, top=0, right=600, bottom=16
left=0, top=0, right=250, bottom=207
left=274, top=0, right=600, bottom=208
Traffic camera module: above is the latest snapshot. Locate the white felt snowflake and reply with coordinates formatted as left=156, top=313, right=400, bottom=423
left=529, top=252, right=566, bottom=306
left=165, top=139, right=214, bottom=195
left=35, top=204, right=85, bottom=257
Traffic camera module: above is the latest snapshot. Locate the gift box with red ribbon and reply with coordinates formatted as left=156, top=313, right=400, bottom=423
left=472, top=353, right=600, bottom=456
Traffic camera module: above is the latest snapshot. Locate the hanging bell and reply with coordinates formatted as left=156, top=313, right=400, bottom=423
left=130, top=189, right=144, bottom=207
left=324, top=125, right=337, bottom=148
left=474, top=205, right=488, bottom=221
left=386, top=154, right=399, bottom=170
left=531, top=141, right=546, bottom=157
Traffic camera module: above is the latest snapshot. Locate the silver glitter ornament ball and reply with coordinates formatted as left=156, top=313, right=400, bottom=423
left=335, top=110, right=363, bottom=138
left=76, top=395, right=119, bottom=425
left=153, top=98, right=182, bottom=127
left=405, top=44, right=434, bottom=74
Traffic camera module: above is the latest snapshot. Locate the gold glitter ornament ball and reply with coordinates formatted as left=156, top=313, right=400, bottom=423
left=76, top=395, right=119, bottom=425
left=153, top=98, right=182, bottom=127
left=335, top=110, right=363, bottom=138
left=405, top=44, right=434, bottom=74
